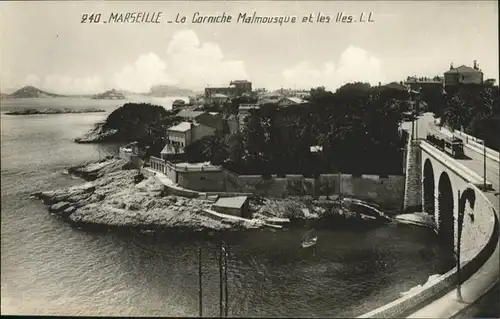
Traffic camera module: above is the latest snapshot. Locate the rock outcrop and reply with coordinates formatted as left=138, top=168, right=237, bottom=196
left=74, top=122, right=118, bottom=143
left=32, top=157, right=391, bottom=232
left=5, top=108, right=105, bottom=115
left=32, top=158, right=267, bottom=231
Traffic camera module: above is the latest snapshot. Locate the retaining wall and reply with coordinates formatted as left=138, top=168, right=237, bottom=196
left=146, top=162, right=405, bottom=211
left=224, top=172, right=405, bottom=212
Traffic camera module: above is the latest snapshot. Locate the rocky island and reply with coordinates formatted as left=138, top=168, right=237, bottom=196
left=31, top=157, right=391, bottom=231
left=5, top=107, right=106, bottom=115
left=91, top=89, right=126, bottom=100
left=2, top=86, right=66, bottom=99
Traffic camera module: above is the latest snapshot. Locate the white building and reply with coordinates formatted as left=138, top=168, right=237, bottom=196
left=161, top=121, right=216, bottom=158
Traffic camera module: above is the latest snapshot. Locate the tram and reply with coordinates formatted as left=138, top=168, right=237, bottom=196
left=426, top=131, right=465, bottom=158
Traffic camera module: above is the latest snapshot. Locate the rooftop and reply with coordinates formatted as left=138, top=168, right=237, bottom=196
left=212, top=93, right=229, bottom=98
left=214, top=196, right=249, bottom=209
left=230, top=80, right=251, bottom=84
left=167, top=122, right=195, bottom=132
left=384, top=82, right=409, bottom=91
left=281, top=97, right=306, bottom=104
left=176, top=110, right=204, bottom=119
left=445, top=65, right=482, bottom=74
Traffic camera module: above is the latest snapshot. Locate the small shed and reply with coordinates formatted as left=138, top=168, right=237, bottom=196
left=212, top=196, right=250, bottom=218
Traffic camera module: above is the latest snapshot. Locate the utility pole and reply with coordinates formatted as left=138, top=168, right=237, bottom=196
left=198, top=247, right=203, bottom=317
left=415, top=99, right=419, bottom=139
left=456, top=190, right=463, bottom=301
left=219, top=243, right=223, bottom=318
left=338, top=171, right=342, bottom=204
left=224, top=244, right=228, bottom=318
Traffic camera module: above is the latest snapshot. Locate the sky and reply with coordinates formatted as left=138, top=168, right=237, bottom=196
left=1, top=1, right=498, bottom=94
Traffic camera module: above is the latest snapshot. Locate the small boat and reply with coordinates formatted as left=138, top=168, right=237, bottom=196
left=302, top=237, right=318, bottom=248
left=301, top=229, right=318, bottom=248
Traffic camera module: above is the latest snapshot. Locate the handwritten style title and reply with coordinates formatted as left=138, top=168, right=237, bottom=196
left=80, top=12, right=375, bottom=25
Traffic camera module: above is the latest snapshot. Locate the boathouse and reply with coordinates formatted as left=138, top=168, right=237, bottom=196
left=212, top=196, right=250, bottom=218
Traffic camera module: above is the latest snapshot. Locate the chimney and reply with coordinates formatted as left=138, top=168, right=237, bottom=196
left=473, top=60, right=478, bottom=70
left=450, top=62, right=454, bottom=70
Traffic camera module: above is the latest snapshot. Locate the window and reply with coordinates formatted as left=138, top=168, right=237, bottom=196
left=200, top=176, right=206, bottom=180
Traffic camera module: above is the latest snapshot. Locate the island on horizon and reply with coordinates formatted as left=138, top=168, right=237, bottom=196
left=5, top=107, right=106, bottom=115
left=91, top=89, right=127, bottom=100
left=1, top=84, right=198, bottom=100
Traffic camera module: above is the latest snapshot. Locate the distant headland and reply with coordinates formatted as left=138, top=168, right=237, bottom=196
left=5, top=108, right=106, bottom=115
left=1, top=85, right=197, bottom=99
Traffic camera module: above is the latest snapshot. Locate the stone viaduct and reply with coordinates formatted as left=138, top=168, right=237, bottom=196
left=403, top=137, right=494, bottom=258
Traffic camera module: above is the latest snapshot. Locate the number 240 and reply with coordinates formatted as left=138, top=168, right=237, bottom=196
left=81, top=13, right=101, bottom=23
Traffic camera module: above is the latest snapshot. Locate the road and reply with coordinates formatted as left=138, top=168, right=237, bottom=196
left=452, top=283, right=500, bottom=319
left=456, top=147, right=499, bottom=195
left=405, top=113, right=499, bottom=202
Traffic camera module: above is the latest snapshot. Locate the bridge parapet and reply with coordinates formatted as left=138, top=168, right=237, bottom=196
left=420, top=141, right=493, bottom=190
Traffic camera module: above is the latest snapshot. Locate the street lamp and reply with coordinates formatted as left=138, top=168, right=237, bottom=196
left=483, top=141, right=487, bottom=190
left=456, top=190, right=463, bottom=302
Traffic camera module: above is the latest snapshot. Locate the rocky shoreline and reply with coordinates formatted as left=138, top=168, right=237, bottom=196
left=32, top=157, right=391, bottom=232
left=5, top=107, right=106, bottom=115
left=74, top=122, right=119, bottom=143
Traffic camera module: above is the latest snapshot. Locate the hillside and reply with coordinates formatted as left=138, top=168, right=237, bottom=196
left=5, top=86, right=66, bottom=98
left=144, top=85, right=195, bottom=97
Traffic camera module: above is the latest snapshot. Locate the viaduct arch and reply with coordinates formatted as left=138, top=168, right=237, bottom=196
left=422, top=159, right=435, bottom=216
left=417, top=141, right=486, bottom=254
left=437, top=172, right=454, bottom=249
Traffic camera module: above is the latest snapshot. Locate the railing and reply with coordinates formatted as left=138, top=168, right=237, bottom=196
left=453, top=130, right=499, bottom=159
left=150, top=156, right=166, bottom=173
left=165, top=161, right=222, bottom=172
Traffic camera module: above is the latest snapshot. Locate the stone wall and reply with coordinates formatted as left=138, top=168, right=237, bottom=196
left=223, top=171, right=405, bottom=212
left=148, top=161, right=405, bottom=212
left=403, top=136, right=423, bottom=213
left=178, top=170, right=226, bottom=192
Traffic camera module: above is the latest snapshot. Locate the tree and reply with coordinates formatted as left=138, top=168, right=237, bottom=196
left=102, top=103, right=181, bottom=155
left=440, top=85, right=500, bottom=150
left=184, top=135, right=228, bottom=164
left=309, top=86, right=332, bottom=101
left=420, top=85, right=446, bottom=115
